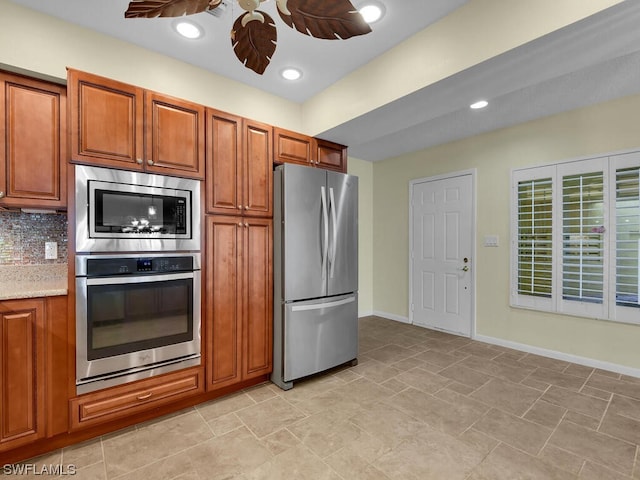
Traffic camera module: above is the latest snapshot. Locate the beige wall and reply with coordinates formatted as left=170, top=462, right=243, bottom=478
left=372, top=93, right=640, bottom=369
left=347, top=158, right=374, bottom=316
left=0, top=0, right=302, bottom=130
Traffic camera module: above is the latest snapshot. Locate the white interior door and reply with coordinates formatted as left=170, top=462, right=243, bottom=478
left=410, top=174, right=474, bottom=336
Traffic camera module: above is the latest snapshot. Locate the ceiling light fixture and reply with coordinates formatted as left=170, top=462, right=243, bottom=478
left=125, top=0, right=373, bottom=75
left=174, top=20, right=203, bottom=39
left=281, top=68, right=302, bottom=81
left=359, top=2, right=385, bottom=24
left=470, top=100, right=489, bottom=109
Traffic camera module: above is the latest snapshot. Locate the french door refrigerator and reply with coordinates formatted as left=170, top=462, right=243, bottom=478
left=271, top=163, right=358, bottom=390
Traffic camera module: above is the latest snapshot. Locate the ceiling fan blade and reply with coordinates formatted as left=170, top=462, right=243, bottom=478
left=125, top=0, right=217, bottom=18
left=231, top=11, right=277, bottom=75
left=278, top=0, right=371, bottom=40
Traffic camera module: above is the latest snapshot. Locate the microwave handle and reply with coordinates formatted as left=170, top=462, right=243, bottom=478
left=85, top=272, right=195, bottom=286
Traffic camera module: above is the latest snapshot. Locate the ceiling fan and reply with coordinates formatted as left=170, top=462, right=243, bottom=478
left=124, top=0, right=372, bottom=75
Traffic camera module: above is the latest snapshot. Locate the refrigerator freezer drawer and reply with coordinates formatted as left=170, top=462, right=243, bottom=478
left=283, top=294, right=358, bottom=383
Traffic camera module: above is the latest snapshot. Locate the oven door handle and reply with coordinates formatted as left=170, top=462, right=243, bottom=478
left=85, top=272, right=195, bottom=286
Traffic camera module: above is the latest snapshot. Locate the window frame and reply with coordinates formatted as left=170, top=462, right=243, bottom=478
left=510, top=151, right=640, bottom=325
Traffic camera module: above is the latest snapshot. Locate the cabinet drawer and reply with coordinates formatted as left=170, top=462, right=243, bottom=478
left=70, top=368, right=203, bottom=430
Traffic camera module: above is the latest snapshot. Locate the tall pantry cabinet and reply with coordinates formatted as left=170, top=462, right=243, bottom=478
left=205, top=108, right=273, bottom=391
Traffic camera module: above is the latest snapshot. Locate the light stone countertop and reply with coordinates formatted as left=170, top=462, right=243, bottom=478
left=0, top=264, right=68, bottom=300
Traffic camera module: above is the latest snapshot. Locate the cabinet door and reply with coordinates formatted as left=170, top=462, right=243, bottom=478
left=68, top=69, right=144, bottom=170
left=274, top=128, right=312, bottom=167
left=0, top=73, right=67, bottom=208
left=242, top=120, right=273, bottom=217
left=206, top=109, right=242, bottom=214
left=314, top=138, right=347, bottom=172
left=145, top=91, right=205, bottom=179
left=0, top=299, right=45, bottom=451
left=205, top=216, right=243, bottom=390
left=242, top=218, right=273, bottom=380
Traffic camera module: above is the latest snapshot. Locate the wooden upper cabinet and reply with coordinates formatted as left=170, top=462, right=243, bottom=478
left=145, top=91, right=204, bottom=178
left=205, top=111, right=272, bottom=217
left=206, top=108, right=242, bottom=215
left=314, top=138, right=347, bottom=172
left=0, top=72, right=67, bottom=209
left=243, top=119, right=273, bottom=217
left=68, top=69, right=204, bottom=179
left=273, top=127, right=347, bottom=172
left=68, top=69, right=143, bottom=170
left=274, top=127, right=312, bottom=166
left=0, top=299, right=46, bottom=452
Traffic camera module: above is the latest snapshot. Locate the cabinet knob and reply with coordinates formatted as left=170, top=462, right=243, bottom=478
left=237, top=205, right=242, bottom=210
left=147, top=159, right=154, bottom=166
left=136, top=158, right=143, bottom=165
left=238, top=222, right=243, bottom=227
left=0, top=191, right=4, bottom=199
left=245, top=205, right=249, bottom=210
left=244, top=223, right=249, bottom=228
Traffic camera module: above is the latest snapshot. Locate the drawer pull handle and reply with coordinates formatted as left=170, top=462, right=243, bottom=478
left=137, top=392, right=153, bottom=401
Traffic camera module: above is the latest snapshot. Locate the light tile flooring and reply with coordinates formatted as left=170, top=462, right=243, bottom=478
left=13, top=316, right=640, bottom=479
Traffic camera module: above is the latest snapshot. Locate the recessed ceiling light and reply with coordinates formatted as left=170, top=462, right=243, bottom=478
left=359, top=2, right=385, bottom=24
left=174, top=21, right=203, bottom=39
left=281, top=68, right=302, bottom=81
left=470, top=100, right=489, bottom=109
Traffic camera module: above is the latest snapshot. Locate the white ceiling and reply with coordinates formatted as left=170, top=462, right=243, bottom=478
left=8, top=0, right=640, bottom=162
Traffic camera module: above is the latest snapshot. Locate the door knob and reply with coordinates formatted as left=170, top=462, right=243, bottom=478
left=461, top=266, right=469, bottom=272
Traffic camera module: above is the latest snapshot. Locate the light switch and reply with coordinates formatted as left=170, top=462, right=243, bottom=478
left=484, top=235, right=499, bottom=247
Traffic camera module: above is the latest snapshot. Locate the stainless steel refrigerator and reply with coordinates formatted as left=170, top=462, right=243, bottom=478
left=271, top=163, right=358, bottom=390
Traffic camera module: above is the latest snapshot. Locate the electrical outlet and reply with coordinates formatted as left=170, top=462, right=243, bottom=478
left=45, top=242, right=58, bottom=260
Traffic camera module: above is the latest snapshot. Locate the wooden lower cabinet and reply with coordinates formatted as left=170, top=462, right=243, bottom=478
left=205, top=216, right=273, bottom=391
left=0, top=299, right=46, bottom=452
left=0, top=296, right=68, bottom=453
left=69, top=367, right=204, bottom=430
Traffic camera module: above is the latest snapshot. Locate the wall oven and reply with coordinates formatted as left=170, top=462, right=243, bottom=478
left=75, top=165, right=201, bottom=253
left=75, top=253, right=201, bottom=393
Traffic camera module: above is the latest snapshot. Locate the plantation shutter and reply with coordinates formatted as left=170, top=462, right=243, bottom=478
left=517, top=178, right=553, bottom=297
left=615, top=166, right=640, bottom=308
left=561, top=171, right=605, bottom=303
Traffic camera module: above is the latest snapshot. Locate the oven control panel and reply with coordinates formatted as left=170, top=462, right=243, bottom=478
left=86, top=256, right=194, bottom=276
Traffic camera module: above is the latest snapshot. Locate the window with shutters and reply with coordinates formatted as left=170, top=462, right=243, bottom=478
left=511, top=152, right=640, bottom=324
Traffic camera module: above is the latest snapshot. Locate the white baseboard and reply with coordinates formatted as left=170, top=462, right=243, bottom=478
left=358, top=310, right=373, bottom=318
left=372, top=311, right=411, bottom=324
left=475, top=334, right=640, bottom=379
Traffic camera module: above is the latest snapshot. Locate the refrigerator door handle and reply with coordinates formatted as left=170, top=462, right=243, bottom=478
left=321, top=186, right=329, bottom=278
left=329, top=187, right=338, bottom=278
left=291, top=296, right=355, bottom=312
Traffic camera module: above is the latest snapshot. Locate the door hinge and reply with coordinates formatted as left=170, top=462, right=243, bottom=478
left=410, top=303, right=414, bottom=312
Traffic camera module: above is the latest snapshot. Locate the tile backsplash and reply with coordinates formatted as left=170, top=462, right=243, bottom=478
left=0, top=211, right=68, bottom=265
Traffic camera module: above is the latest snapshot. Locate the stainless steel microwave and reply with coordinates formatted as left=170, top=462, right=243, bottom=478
left=75, top=165, right=201, bottom=253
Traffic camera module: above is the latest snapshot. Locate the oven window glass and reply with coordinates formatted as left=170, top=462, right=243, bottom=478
left=86, top=278, right=193, bottom=361
left=93, top=189, right=188, bottom=235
